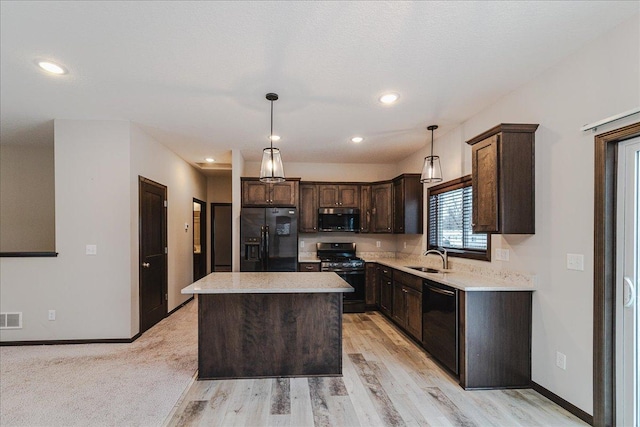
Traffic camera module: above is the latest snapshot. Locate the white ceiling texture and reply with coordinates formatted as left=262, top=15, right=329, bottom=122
left=1, top=1, right=636, bottom=170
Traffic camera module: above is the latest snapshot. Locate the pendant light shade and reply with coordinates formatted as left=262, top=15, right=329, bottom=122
left=420, top=125, right=443, bottom=183
left=259, top=93, right=286, bottom=183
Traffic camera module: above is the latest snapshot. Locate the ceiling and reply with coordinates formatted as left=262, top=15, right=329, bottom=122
left=1, top=1, right=636, bottom=170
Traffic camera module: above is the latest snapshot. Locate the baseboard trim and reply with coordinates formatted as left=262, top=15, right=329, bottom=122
left=0, top=296, right=195, bottom=347
left=531, top=381, right=593, bottom=425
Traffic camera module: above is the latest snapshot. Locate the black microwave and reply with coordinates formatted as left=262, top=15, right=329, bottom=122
left=318, top=208, right=360, bottom=232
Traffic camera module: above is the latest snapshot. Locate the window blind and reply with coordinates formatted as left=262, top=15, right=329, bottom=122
left=428, top=184, right=487, bottom=252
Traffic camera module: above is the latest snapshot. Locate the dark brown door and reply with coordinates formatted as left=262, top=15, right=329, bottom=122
left=472, top=134, right=499, bottom=233
left=211, top=203, right=232, bottom=272
left=299, top=184, right=318, bottom=232
left=139, top=177, right=167, bottom=334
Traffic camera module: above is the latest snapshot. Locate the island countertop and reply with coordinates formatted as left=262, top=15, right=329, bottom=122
left=181, top=272, right=355, bottom=294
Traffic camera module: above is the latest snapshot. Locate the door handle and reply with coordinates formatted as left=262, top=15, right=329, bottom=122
left=142, top=262, right=150, bottom=268
left=623, top=276, right=636, bottom=307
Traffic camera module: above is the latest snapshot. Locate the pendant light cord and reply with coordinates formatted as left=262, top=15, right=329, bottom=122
left=270, top=98, right=274, bottom=178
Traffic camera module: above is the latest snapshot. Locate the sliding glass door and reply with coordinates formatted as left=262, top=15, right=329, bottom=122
left=617, top=137, right=639, bottom=427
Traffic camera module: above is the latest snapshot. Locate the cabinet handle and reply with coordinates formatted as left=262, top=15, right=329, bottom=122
left=142, top=262, right=150, bottom=268
left=305, top=265, right=314, bottom=270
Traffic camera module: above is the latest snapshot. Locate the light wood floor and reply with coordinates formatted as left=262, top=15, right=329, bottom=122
left=168, top=312, right=587, bottom=426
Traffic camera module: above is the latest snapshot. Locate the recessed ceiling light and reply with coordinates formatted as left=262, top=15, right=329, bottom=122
left=351, top=136, right=364, bottom=143
left=270, top=135, right=281, bottom=141
left=37, top=61, right=67, bottom=75
left=205, top=157, right=215, bottom=163
left=379, top=92, right=399, bottom=105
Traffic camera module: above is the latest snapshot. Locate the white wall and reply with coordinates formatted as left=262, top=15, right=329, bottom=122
left=129, top=124, right=207, bottom=331
left=243, top=161, right=398, bottom=182
left=0, top=120, right=132, bottom=340
left=231, top=150, right=244, bottom=271
left=0, top=120, right=207, bottom=341
left=397, top=15, right=640, bottom=414
left=0, top=144, right=55, bottom=252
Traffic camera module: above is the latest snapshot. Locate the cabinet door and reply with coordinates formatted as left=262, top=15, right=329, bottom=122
left=299, top=262, right=320, bottom=272
left=405, top=286, right=422, bottom=341
left=472, top=134, right=499, bottom=233
left=338, top=185, right=360, bottom=208
left=371, top=183, right=393, bottom=233
left=299, top=184, right=318, bottom=232
left=378, top=269, right=393, bottom=317
left=242, top=180, right=269, bottom=206
left=392, top=282, right=405, bottom=326
left=318, top=185, right=339, bottom=207
left=393, top=178, right=405, bottom=233
left=360, top=185, right=371, bottom=233
left=271, top=181, right=297, bottom=206
left=365, top=263, right=376, bottom=306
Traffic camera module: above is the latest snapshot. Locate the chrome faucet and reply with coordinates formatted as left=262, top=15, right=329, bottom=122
left=423, top=248, right=448, bottom=270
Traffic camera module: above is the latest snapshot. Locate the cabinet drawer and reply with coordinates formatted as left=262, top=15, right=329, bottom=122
left=299, top=262, right=320, bottom=272
left=394, top=270, right=422, bottom=292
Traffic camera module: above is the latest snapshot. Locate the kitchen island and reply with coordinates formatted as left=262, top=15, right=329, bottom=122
left=181, top=272, right=353, bottom=380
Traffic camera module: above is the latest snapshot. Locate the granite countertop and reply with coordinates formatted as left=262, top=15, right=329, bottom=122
left=181, top=272, right=354, bottom=294
left=298, top=256, right=321, bottom=263
left=370, top=258, right=534, bottom=292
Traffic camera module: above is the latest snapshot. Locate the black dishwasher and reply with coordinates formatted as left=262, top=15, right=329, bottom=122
left=422, top=279, right=458, bottom=375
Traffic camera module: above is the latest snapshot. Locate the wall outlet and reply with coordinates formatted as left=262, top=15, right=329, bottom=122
left=403, top=241, right=407, bottom=249
left=48, top=310, right=56, bottom=321
left=85, top=245, right=97, bottom=255
left=495, top=248, right=510, bottom=261
left=556, top=351, right=566, bottom=370
left=300, top=240, right=305, bottom=248
left=566, top=253, right=584, bottom=271
left=376, top=241, right=381, bottom=248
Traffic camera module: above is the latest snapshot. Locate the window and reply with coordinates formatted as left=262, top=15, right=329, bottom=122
left=427, top=175, right=490, bottom=261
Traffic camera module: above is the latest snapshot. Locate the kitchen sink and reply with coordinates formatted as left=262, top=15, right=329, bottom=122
left=406, top=266, right=442, bottom=273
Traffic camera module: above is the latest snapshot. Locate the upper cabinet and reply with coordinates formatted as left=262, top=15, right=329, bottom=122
left=466, top=124, right=539, bottom=234
left=299, top=183, right=318, bottom=232
left=318, top=184, right=360, bottom=208
left=241, top=178, right=299, bottom=207
left=371, top=182, right=393, bottom=233
left=392, top=174, right=423, bottom=234
left=360, top=184, right=371, bottom=233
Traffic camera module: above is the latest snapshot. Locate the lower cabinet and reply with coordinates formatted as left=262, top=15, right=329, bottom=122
left=458, top=290, right=532, bottom=389
left=371, top=262, right=532, bottom=390
left=298, top=262, right=320, bottom=272
left=391, top=270, right=422, bottom=342
left=377, top=265, right=393, bottom=318
left=365, top=263, right=377, bottom=308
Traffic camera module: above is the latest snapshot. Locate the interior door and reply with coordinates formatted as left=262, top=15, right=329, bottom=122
left=193, top=199, right=207, bottom=281
left=211, top=203, right=232, bottom=272
left=617, top=137, right=639, bottom=426
left=139, top=177, right=167, bottom=334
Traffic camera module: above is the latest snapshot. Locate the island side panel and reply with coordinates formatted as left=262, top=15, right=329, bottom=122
left=198, top=292, right=343, bottom=379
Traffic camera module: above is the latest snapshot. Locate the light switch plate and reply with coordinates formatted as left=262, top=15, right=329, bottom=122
left=495, top=248, right=510, bottom=261
left=567, top=253, right=584, bottom=271
left=86, top=244, right=97, bottom=255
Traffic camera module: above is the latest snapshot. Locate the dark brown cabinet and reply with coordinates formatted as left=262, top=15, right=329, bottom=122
left=391, top=270, right=422, bottom=341
left=371, top=182, right=393, bottom=233
left=298, top=262, right=320, bottom=272
left=365, top=263, right=377, bottom=307
left=299, top=184, right=318, bottom=232
left=377, top=265, right=393, bottom=317
left=318, top=184, right=360, bottom=208
left=459, top=290, right=532, bottom=389
left=360, top=185, right=371, bottom=233
left=241, top=178, right=299, bottom=207
left=392, top=174, right=423, bottom=234
left=466, top=124, right=538, bottom=234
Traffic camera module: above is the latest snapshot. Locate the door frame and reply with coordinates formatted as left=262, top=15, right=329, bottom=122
left=593, top=121, right=640, bottom=426
left=211, top=202, right=232, bottom=272
left=193, top=198, right=207, bottom=281
left=138, top=176, right=168, bottom=334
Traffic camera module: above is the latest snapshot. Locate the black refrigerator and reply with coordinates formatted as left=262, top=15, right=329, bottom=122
left=240, top=207, right=298, bottom=272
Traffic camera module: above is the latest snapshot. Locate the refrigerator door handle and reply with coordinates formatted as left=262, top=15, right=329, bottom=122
left=264, top=225, right=270, bottom=270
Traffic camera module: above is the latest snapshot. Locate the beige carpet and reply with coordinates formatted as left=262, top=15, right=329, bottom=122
left=0, top=300, right=197, bottom=427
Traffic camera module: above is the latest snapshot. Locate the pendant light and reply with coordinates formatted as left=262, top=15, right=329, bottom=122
left=420, top=125, right=443, bottom=183
left=259, top=93, right=285, bottom=183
